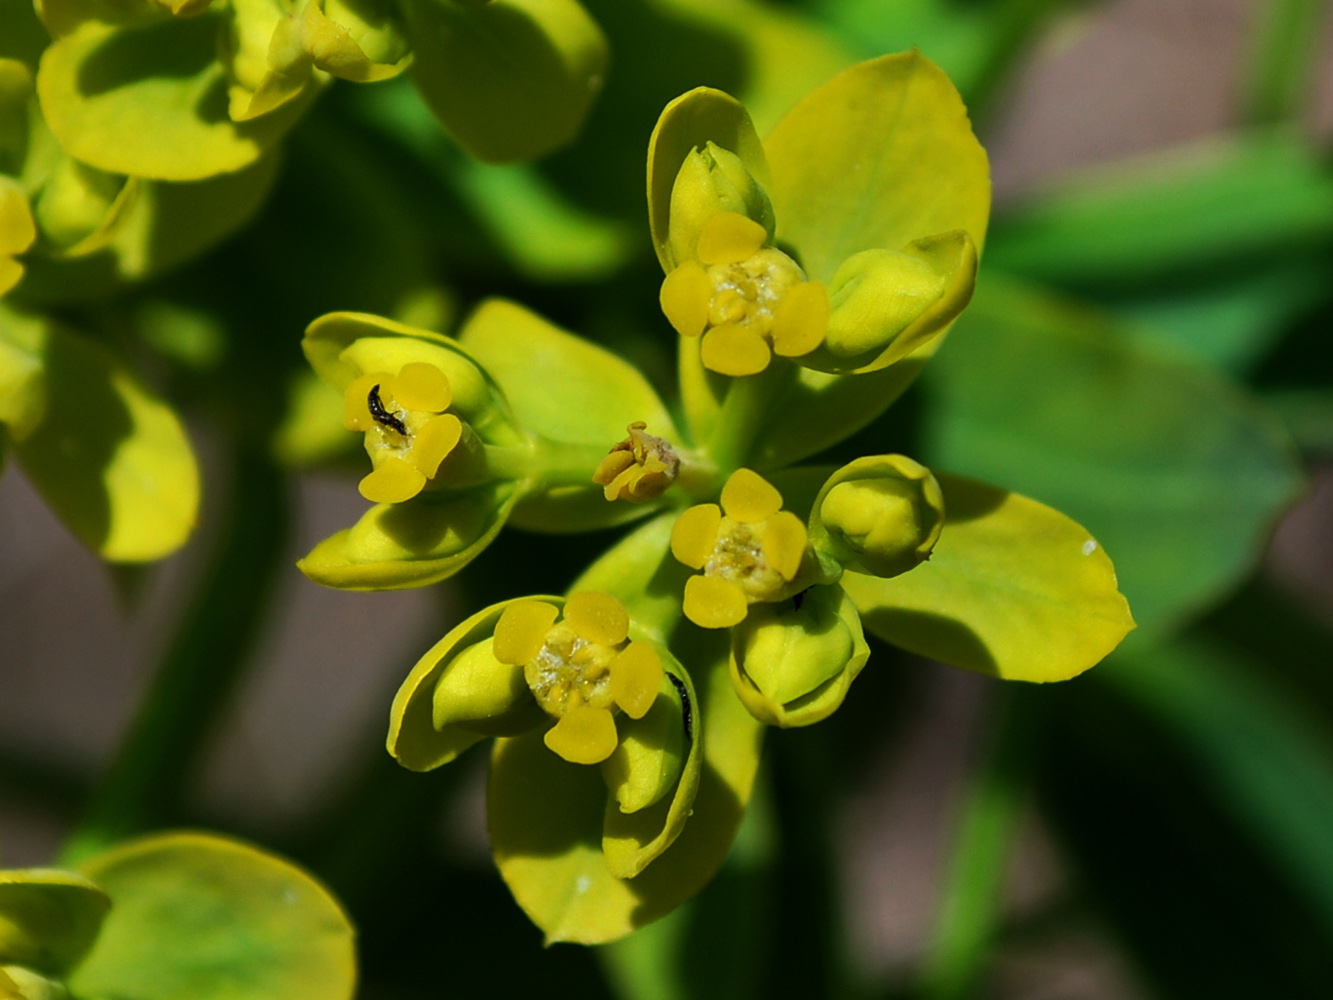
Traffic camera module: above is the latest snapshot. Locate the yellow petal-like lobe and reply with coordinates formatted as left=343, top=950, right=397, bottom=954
left=410, top=413, right=463, bottom=478
left=701, top=324, right=771, bottom=376
left=762, top=510, right=808, bottom=581
left=544, top=706, right=619, bottom=765
left=359, top=456, right=426, bottom=503
left=684, top=574, right=748, bottom=629
left=721, top=468, right=783, bottom=523
left=0, top=178, right=36, bottom=255
left=609, top=641, right=664, bottom=720
left=659, top=261, right=712, bottom=338
left=493, top=600, right=560, bottom=664
left=564, top=591, right=630, bottom=646
left=390, top=361, right=453, bottom=412
left=670, top=503, right=722, bottom=569
left=342, top=372, right=387, bottom=430
left=771, top=280, right=829, bottom=357
left=695, top=211, right=766, bottom=266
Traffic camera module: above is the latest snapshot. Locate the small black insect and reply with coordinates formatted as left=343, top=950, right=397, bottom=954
left=367, top=384, right=408, bottom=435
left=667, top=673, right=694, bottom=743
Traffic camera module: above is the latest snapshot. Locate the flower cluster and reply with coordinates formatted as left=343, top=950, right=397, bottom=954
left=298, top=53, right=1134, bottom=944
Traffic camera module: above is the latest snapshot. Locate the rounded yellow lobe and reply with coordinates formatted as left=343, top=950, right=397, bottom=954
left=696, top=211, right=767, bottom=266
left=671, top=503, right=722, bottom=569
left=701, top=324, right=771, bottom=376
left=771, top=281, right=829, bottom=357
left=721, top=468, right=784, bottom=524
left=684, top=574, right=749, bottom=629
left=544, top=705, right=619, bottom=764
left=565, top=591, right=630, bottom=646
left=390, top=361, right=453, bottom=413
left=359, top=456, right=426, bottom=503
left=494, top=600, right=560, bottom=664
left=410, top=413, right=463, bottom=478
left=762, top=510, right=808, bottom=581
left=660, top=261, right=712, bottom=338
left=609, top=641, right=664, bottom=720
left=343, top=372, right=390, bottom=431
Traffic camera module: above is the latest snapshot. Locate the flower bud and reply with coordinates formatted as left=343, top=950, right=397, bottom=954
left=729, top=584, right=869, bottom=728
left=811, top=455, right=945, bottom=578
left=667, top=141, right=775, bottom=267
left=431, top=637, right=545, bottom=736
left=600, top=675, right=687, bottom=814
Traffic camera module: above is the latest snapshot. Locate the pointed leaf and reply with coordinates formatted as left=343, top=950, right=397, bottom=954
left=69, top=832, right=355, bottom=1000
left=845, top=472, right=1134, bottom=682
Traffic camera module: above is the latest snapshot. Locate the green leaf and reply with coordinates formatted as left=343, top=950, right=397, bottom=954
left=401, top=0, right=608, bottom=164
left=844, top=472, right=1134, bottom=682
left=459, top=298, right=679, bottom=449
left=36, top=15, right=313, bottom=181
left=645, top=86, right=770, bottom=273
left=298, top=480, right=520, bottom=590
left=0, top=870, right=109, bottom=976
left=2, top=308, right=200, bottom=562
left=922, top=276, right=1304, bottom=637
left=1241, top=0, right=1331, bottom=125
left=69, top=832, right=355, bottom=1000
left=985, top=134, right=1333, bottom=290
left=490, top=632, right=764, bottom=944
left=764, top=51, right=990, bottom=283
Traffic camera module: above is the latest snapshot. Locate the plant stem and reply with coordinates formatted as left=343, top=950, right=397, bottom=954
left=1241, top=0, right=1331, bottom=125
left=60, top=441, right=290, bottom=865
left=707, top=362, right=796, bottom=475
left=919, top=686, right=1035, bottom=1000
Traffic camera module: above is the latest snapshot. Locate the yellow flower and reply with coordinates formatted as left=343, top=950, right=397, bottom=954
left=0, top=177, right=36, bottom=298
left=670, top=468, right=812, bottom=628
left=659, top=211, right=829, bottom=377
left=341, top=361, right=470, bottom=504
left=492, top=592, right=665, bottom=764
left=591, top=421, right=680, bottom=502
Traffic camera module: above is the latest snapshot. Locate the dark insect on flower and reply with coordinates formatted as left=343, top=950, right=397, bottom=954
left=367, top=384, right=408, bottom=436
left=668, top=672, right=694, bottom=742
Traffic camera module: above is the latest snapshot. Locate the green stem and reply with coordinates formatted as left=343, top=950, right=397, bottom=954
left=706, top=362, right=795, bottom=475
left=59, top=441, right=290, bottom=865
left=920, top=687, right=1036, bottom=1000
left=1241, top=0, right=1331, bottom=125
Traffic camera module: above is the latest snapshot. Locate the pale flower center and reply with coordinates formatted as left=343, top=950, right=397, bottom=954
left=705, top=518, right=785, bottom=601
left=524, top=622, right=619, bottom=715
left=706, top=248, right=806, bottom=336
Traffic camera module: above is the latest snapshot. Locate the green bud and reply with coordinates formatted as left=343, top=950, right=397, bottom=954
left=600, top=676, right=686, bottom=814
left=800, top=230, right=977, bottom=374
left=730, top=584, right=869, bottom=728
left=2, top=966, right=71, bottom=1000
left=810, top=455, right=945, bottom=578
left=431, top=637, right=544, bottom=736
left=668, top=141, right=775, bottom=266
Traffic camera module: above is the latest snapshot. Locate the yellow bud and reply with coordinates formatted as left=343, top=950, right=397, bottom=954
left=431, top=638, right=542, bottom=736
left=730, top=585, right=869, bottom=728
left=814, top=455, right=945, bottom=578
left=600, top=676, right=686, bottom=813
left=667, top=142, right=774, bottom=267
